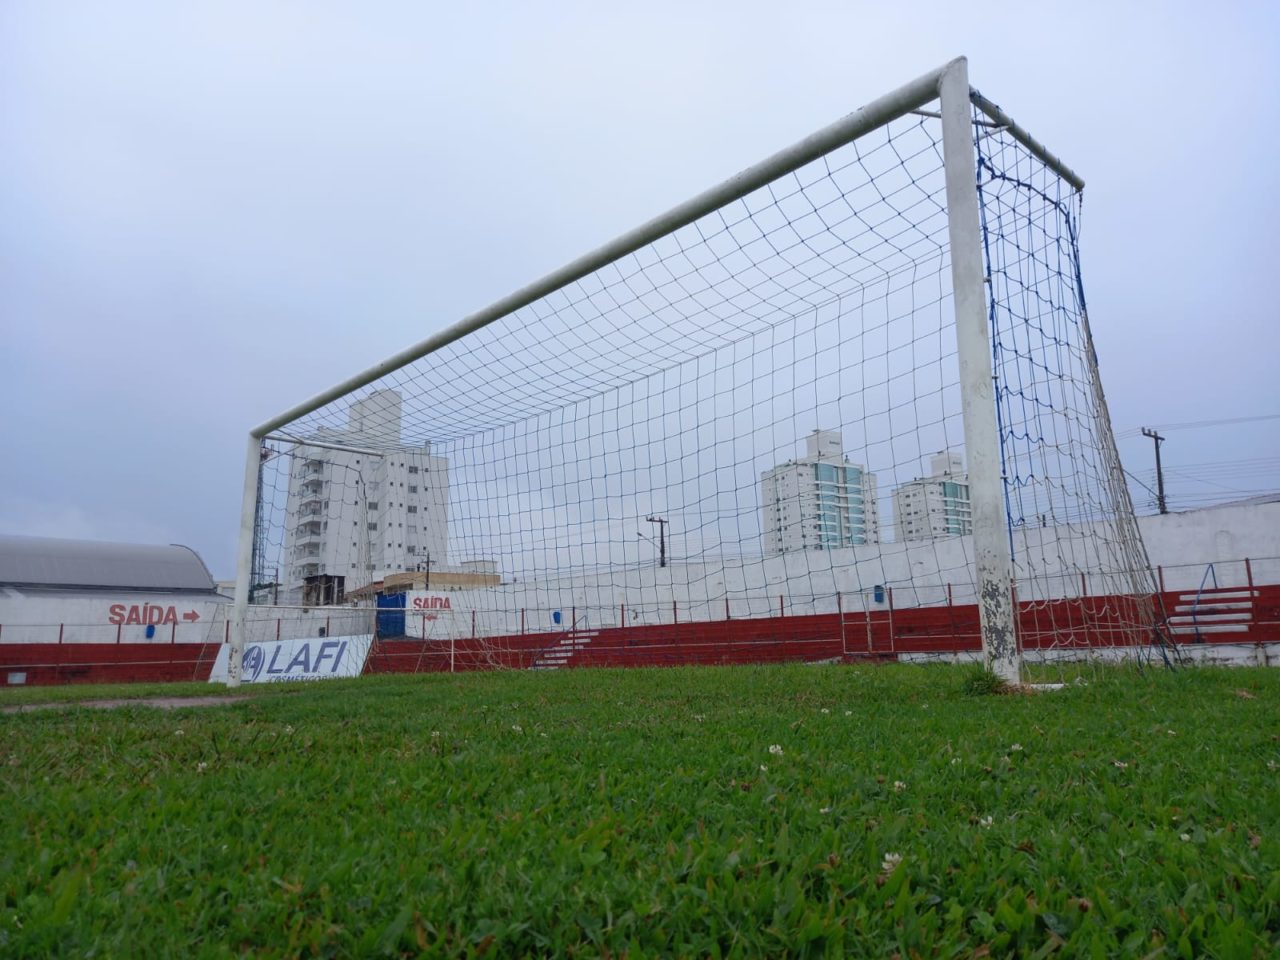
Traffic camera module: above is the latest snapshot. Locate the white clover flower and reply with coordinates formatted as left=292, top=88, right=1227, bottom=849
left=820, top=708, right=830, bottom=715
left=893, top=780, right=906, bottom=793
left=819, top=806, right=832, bottom=815
left=979, top=816, right=993, bottom=828
left=1267, top=760, right=1278, bottom=771
left=1010, top=743, right=1023, bottom=752
left=693, top=714, right=705, bottom=723
left=768, top=744, right=784, bottom=757
left=196, top=761, right=208, bottom=773
left=284, top=724, right=294, bottom=735
left=881, top=852, right=902, bottom=873
left=950, top=757, right=961, bottom=766
left=844, top=710, right=852, bottom=717
left=1166, top=729, right=1177, bottom=736
left=511, top=724, right=523, bottom=734
left=759, top=764, right=768, bottom=773
left=430, top=730, right=440, bottom=739
left=1180, top=833, right=1191, bottom=842
left=1112, top=760, right=1128, bottom=770
left=174, top=729, right=184, bottom=737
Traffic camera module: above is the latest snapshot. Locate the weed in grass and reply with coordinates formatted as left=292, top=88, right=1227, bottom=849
left=961, top=664, right=1010, bottom=697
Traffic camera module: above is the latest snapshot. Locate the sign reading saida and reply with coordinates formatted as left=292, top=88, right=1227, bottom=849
left=208, top=634, right=372, bottom=684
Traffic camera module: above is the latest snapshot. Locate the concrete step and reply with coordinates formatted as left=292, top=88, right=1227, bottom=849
left=1171, top=601, right=1252, bottom=614
left=1175, top=590, right=1257, bottom=602
left=1167, top=613, right=1252, bottom=624
left=1168, top=623, right=1250, bottom=635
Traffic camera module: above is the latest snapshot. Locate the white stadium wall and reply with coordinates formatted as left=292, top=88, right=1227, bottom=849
left=393, top=502, right=1280, bottom=642
left=1, top=501, right=1274, bottom=647
left=0, top=591, right=370, bottom=646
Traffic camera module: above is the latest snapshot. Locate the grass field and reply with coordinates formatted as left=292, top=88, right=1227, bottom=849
left=2, top=664, right=1277, bottom=957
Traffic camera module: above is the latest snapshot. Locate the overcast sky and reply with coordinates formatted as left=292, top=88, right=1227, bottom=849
left=2, top=1, right=1278, bottom=577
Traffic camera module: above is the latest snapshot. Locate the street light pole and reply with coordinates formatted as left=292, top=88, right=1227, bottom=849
left=1140, top=428, right=1168, bottom=514
left=645, top=516, right=668, bottom=568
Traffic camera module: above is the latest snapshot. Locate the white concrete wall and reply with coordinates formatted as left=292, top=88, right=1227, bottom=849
left=382, top=501, right=1280, bottom=640
left=4, top=502, right=1275, bottom=645
left=1138, top=502, right=1280, bottom=590
left=0, top=589, right=373, bottom=645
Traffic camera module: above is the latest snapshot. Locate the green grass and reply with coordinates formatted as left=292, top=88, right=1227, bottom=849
left=2, top=664, right=1277, bottom=957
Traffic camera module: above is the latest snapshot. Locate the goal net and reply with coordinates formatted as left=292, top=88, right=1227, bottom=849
left=232, top=58, right=1164, bottom=685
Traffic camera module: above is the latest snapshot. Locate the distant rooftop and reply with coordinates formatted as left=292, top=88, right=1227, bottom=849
left=0, top=534, right=217, bottom=592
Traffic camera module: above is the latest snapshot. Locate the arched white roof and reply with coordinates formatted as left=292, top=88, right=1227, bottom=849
left=0, top=535, right=217, bottom=592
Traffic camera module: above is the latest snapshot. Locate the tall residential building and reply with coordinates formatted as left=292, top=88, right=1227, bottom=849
left=761, top=429, right=880, bottom=554
left=282, top=390, right=449, bottom=604
left=893, top=450, right=972, bottom=541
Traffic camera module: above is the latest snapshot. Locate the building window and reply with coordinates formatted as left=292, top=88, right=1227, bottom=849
left=367, top=502, right=379, bottom=510
left=408, top=466, right=419, bottom=475
left=408, top=485, right=418, bottom=494
left=408, top=505, right=417, bottom=514
left=368, top=523, right=378, bottom=531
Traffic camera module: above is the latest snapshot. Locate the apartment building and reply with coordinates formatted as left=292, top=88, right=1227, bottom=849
left=282, top=390, right=449, bottom=603
left=761, top=429, right=880, bottom=554
left=893, top=450, right=972, bottom=541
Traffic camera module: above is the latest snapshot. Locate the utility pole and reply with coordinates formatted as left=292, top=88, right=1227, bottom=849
left=423, top=552, right=434, bottom=590
left=1141, top=428, right=1168, bottom=514
left=645, top=516, right=668, bottom=568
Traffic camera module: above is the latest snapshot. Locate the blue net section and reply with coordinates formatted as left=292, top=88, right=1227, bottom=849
left=974, top=96, right=1160, bottom=653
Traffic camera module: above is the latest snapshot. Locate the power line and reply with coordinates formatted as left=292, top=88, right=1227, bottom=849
left=1116, top=412, right=1280, bottom=438
left=1123, top=467, right=1157, bottom=498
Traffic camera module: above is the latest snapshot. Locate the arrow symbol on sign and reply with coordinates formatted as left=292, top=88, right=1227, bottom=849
left=182, top=610, right=200, bottom=622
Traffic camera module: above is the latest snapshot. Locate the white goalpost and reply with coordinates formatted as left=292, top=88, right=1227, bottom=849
left=228, top=57, right=1162, bottom=687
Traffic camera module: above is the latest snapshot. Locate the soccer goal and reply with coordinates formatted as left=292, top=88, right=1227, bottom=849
left=228, top=57, right=1164, bottom=687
